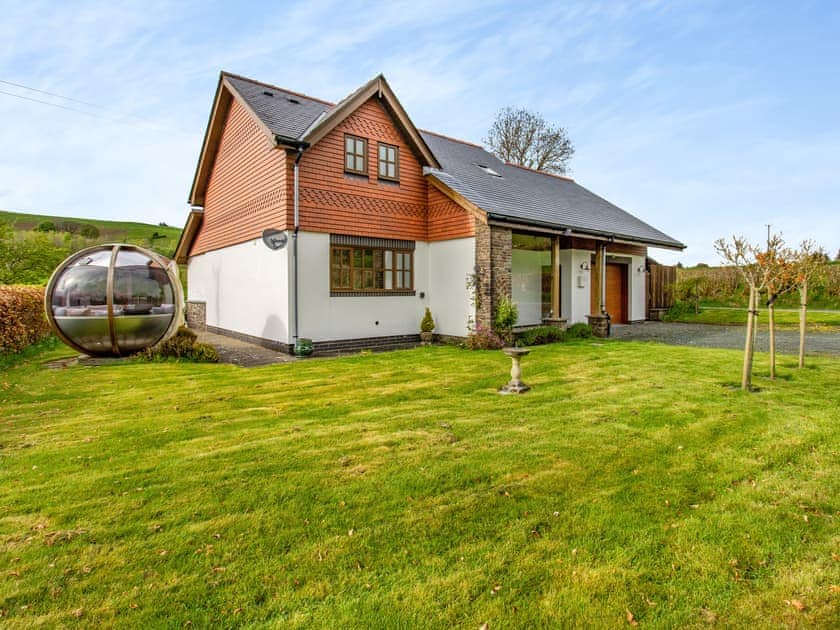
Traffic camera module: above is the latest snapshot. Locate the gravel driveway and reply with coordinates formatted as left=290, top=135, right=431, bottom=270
left=610, top=322, right=840, bottom=357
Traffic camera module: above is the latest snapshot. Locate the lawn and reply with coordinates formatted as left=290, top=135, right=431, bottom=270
left=1, top=341, right=838, bottom=627
left=669, top=306, right=840, bottom=330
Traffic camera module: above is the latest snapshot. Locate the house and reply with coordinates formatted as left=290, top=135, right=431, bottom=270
left=174, top=72, right=684, bottom=352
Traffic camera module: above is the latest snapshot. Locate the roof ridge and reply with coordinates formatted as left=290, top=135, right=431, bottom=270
left=419, top=128, right=484, bottom=149
left=505, top=161, right=574, bottom=182
left=221, top=71, right=335, bottom=107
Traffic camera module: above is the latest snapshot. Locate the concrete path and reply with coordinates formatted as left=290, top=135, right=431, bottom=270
left=610, top=321, right=840, bottom=357
left=196, top=330, right=297, bottom=367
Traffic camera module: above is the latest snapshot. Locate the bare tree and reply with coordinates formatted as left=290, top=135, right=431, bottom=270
left=792, top=240, right=826, bottom=368
left=715, top=236, right=766, bottom=391
left=485, top=108, right=575, bottom=174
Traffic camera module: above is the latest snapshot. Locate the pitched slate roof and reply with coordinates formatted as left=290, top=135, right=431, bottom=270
left=216, top=73, right=684, bottom=250
left=223, top=74, right=331, bottom=141
left=420, top=131, right=684, bottom=249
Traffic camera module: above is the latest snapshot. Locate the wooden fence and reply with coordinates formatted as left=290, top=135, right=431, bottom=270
left=646, top=263, right=676, bottom=319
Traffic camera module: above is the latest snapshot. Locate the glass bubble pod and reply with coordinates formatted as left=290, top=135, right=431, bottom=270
left=45, top=244, right=184, bottom=357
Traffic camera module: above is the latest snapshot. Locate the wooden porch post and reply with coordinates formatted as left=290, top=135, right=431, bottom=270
left=591, top=244, right=605, bottom=316
left=552, top=236, right=560, bottom=318
left=587, top=243, right=610, bottom=337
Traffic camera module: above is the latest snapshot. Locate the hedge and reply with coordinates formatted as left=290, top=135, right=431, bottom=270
left=0, top=285, right=51, bottom=354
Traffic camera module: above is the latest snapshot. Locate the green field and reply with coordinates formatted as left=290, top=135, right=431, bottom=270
left=667, top=306, right=840, bottom=330
left=0, top=209, right=182, bottom=258
left=2, top=340, right=837, bottom=627
left=676, top=262, right=840, bottom=311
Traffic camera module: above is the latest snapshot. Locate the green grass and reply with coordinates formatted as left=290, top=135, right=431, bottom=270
left=1, top=342, right=838, bottom=627
left=669, top=306, right=840, bottom=329
left=0, top=209, right=181, bottom=257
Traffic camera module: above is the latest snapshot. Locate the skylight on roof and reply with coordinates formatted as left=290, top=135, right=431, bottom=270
left=475, top=163, right=502, bottom=178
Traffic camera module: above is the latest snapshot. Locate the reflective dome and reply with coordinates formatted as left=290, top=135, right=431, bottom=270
left=45, top=244, right=184, bottom=357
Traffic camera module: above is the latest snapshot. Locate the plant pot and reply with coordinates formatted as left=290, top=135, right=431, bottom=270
left=420, top=331, right=434, bottom=344
left=294, top=338, right=314, bottom=357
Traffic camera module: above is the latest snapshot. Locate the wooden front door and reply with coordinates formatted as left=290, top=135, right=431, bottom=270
left=605, top=263, right=628, bottom=323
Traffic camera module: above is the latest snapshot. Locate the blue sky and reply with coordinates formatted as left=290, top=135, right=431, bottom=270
left=1, top=0, right=838, bottom=264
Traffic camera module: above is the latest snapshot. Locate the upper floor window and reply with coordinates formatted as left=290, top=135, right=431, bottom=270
left=345, top=134, right=367, bottom=175
left=378, top=143, right=399, bottom=181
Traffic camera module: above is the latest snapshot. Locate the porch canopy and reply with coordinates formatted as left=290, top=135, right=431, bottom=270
left=420, top=131, right=685, bottom=325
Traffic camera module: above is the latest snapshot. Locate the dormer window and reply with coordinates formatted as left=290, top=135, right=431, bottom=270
left=345, top=134, right=367, bottom=175
left=475, top=163, right=502, bottom=177
left=378, top=143, right=399, bottom=182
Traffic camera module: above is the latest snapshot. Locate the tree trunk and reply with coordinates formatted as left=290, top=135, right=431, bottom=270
left=768, top=301, right=776, bottom=380
left=742, top=286, right=756, bottom=391
left=798, top=281, right=807, bottom=368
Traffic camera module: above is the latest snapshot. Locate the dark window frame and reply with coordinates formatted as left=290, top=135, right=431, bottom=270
left=344, top=134, right=368, bottom=175
left=377, top=142, right=400, bottom=182
left=330, top=245, right=414, bottom=295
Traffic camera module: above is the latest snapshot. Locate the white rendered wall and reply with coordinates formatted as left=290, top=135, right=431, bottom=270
left=629, top=254, right=646, bottom=321
left=512, top=248, right=551, bottom=325
left=188, top=236, right=291, bottom=344
left=295, top=232, right=432, bottom=341
left=429, top=237, right=475, bottom=337
left=568, top=249, right=594, bottom=324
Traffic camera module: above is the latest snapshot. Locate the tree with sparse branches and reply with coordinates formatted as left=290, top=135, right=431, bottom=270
left=714, top=236, right=765, bottom=391
left=485, top=107, right=574, bottom=174
left=792, top=240, right=826, bottom=368
left=755, top=234, right=797, bottom=380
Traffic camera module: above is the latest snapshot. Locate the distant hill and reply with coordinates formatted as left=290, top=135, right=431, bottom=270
left=0, top=209, right=182, bottom=257
left=0, top=209, right=183, bottom=285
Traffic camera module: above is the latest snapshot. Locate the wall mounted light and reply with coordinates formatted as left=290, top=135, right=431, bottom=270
left=579, top=262, right=590, bottom=271
left=637, top=265, right=646, bottom=273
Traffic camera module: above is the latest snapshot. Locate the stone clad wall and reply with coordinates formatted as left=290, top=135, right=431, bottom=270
left=186, top=300, right=207, bottom=331
left=473, top=220, right=513, bottom=330
left=474, top=219, right=491, bottom=329
left=490, top=226, right=512, bottom=319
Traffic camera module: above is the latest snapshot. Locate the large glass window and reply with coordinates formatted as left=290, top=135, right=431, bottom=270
left=330, top=245, right=413, bottom=293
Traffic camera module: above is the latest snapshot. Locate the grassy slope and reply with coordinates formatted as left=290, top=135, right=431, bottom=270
left=669, top=307, right=840, bottom=329
left=0, top=209, right=182, bottom=257
left=1, top=342, right=838, bottom=627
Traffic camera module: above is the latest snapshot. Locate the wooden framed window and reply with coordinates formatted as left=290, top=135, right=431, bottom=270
left=330, top=245, right=413, bottom=295
left=344, top=134, right=367, bottom=175
left=330, top=247, right=352, bottom=289
left=395, top=251, right=411, bottom=289
left=378, top=142, right=399, bottom=181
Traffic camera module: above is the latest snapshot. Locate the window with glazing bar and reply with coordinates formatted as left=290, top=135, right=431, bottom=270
left=378, top=142, right=399, bottom=181
left=344, top=134, right=367, bottom=175
left=330, top=246, right=413, bottom=293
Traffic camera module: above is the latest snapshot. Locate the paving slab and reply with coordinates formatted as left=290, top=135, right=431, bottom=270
left=196, top=330, right=297, bottom=367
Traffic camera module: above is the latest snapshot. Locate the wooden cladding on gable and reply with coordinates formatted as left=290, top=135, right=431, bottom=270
left=298, top=97, right=429, bottom=241
left=427, top=185, right=476, bottom=241
left=188, top=94, right=479, bottom=258
left=190, top=98, right=289, bottom=256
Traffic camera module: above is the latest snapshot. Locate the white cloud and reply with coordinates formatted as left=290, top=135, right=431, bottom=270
left=0, top=0, right=836, bottom=265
